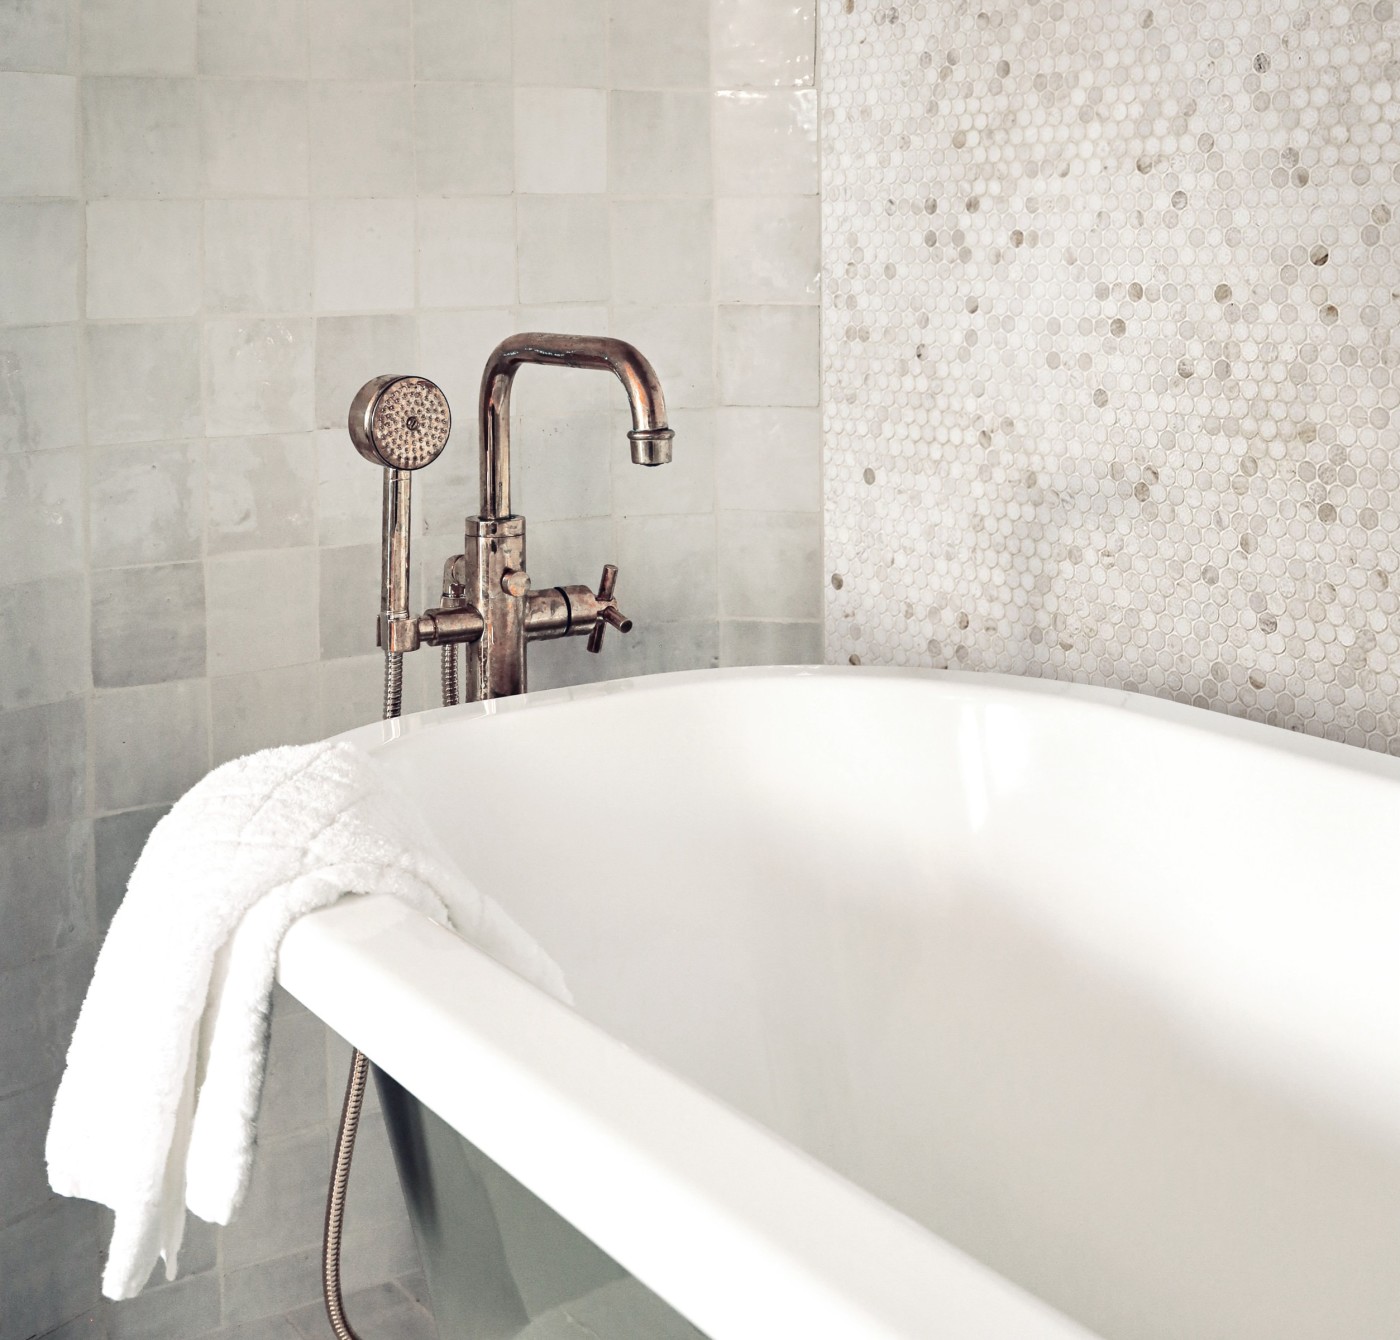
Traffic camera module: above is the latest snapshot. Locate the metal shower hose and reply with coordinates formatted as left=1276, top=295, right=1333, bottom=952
left=324, top=644, right=456, bottom=1337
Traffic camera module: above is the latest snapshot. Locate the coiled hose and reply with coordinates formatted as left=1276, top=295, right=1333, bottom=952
left=323, top=643, right=460, bottom=1335
left=322, top=645, right=421, bottom=1338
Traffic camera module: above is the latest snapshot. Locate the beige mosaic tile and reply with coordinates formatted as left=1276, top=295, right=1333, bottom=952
left=821, top=0, right=1400, bottom=752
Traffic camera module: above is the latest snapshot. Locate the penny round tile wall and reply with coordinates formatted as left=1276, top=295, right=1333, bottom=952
left=821, top=0, right=1400, bottom=752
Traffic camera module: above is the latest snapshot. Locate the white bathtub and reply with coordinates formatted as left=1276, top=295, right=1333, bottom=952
left=279, top=667, right=1400, bottom=1340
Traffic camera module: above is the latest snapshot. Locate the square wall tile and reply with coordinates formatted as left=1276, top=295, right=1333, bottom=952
left=219, top=1128, right=328, bottom=1269
left=0, top=0, right=75, bottom=73
left=0, top=202, right=79, bottom=323
left=612, top=406, right=714, bottom=516
left=87, top=200, right=201, bottom=319
left=513, top=0, right=605, bottom=85
left=0, top=450, right=83, bottom=583
left=94, top=804, right=167, bottom=930
left=415, top=84, right=513, bottom=197
left=0, top=698, right=86, bottom=835
left=86, top=321, right=202, bottom=445
left=416, top=307, right=514, bottom=414
left=713, top=89, right=818, bottom=195
left=319, top=653, right=384, bottom=734
left=0, top=1198, right=99, bottom=1339
left=518, top=515, right=609, bottom=588
left=517, top=195, right=609, bottom=303
left=717, top=304, right=817, bottom=406
left=92, top=680, right=209, bottom=812
left=720, top=619, right=822, bottom=667
left=313, top=200, right=415, bottom=313
left=0, top=944, right=91, bottom=1097
left=92, top=562, right=206, bottom=688
left=609, top=0, right=708, bottom=89
left=413, top=0, right=509, bottom=81
left=0, top=74, right=78, bottom=195
left=207, top=548, right=319, bottom=676
left=204, top=200, right=311, bottom=313
left=314, top=314, right=417, bottom=430
left=201, top=80, right=308, bottom=196
left=207, top=434, right=317, bottom=553
left=712, top=0, right=815, bottom=89
left=715, top=406, right=820, bottom=512
left=510, top=303, right=611, bottom=414
left=309, top=83, right=414, bottom=198
left=612, top=305, right=713, bottom=409
left=0, top=576, right=91, bottom=713
left=608, top=91, right=710, bottom=196
left=719, top=511, right=820, bottom=618
left=715, top=195, right=818, bottom=303
left=318, top=544, right=379, bottom=660
left=198, top=0, right=308, bottom=76
left=211, top=663, right=323, bottom=764
left=222, top=1248, right=326, bottom=1325
left=82, top=78, right=198, bottom=197
left=0, top=821, right=90, bottom=972
left=315, top=429, right=379, bottom=548
left=91, top=441, right=205, bottom=567
left=204, top=317, right=314, bottom=436
left=106, top=1271, right=221, bottom=1339
left=607, top=618, right=718, bottom=678
left=309, top=0, right=409, bottom=79
left=287, top=1281, right=433, bottom=1340
left=610, top=198, right=711, bottom=306
left=514, top=87, right=607, bottom=194
left=81, top=0, right=196, bottom=74
left=0, top=1082, right=64, bottom=1226
left=510, top=411, right=611, bottom=520
left=617, top=513, right=717, bottom=623
left=418, top=198, right=516, bottom=307
left=0, top=325, right=82, bottom=453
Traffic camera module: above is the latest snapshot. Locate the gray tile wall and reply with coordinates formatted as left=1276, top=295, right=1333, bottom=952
left=0, top=0, right=821, bottom=1335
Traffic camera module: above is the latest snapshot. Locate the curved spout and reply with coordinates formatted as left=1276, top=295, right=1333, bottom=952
left=477, top=333, right=674, bottom=520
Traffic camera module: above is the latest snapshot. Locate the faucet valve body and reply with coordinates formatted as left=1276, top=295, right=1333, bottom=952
left=350, top=334, right=672, bottom=703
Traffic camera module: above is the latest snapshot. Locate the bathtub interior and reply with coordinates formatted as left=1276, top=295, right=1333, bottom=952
left=366, top=670, right=1400, bottom=1340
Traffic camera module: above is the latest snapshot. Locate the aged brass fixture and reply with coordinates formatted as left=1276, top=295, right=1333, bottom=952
left=325, top=334, right=674, bottom=1340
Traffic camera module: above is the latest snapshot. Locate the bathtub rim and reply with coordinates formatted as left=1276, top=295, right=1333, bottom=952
left=279, top=892, right=1099, bottom=1340
left=331, top=663, right=1400, bottom=788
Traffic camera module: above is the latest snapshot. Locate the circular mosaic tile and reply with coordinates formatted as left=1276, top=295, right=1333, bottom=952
left=821, top=0, right=1400, bottom=752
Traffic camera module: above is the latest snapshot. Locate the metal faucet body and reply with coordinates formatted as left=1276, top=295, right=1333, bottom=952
left=457, top=333, right=672, bottom=700
left=363, top=333, right=674, bottom=704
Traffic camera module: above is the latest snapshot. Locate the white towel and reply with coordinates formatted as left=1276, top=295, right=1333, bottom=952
left=46, top=738, right=568, bottom=1301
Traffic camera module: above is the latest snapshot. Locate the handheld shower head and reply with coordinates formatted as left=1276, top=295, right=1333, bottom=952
left=349, top=374, right=452, bottom=471
left=349, top=375, right=452, bottom=662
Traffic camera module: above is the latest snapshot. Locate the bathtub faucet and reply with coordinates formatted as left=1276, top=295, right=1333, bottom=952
left=348, top=333, right=674, bottom=704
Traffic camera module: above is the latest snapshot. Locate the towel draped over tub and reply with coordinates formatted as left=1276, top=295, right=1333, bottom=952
left=46, top=738, right=568, bottom=1300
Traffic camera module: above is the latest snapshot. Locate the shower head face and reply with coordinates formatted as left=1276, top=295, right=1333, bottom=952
left=349, top=374, right=452, bottom=471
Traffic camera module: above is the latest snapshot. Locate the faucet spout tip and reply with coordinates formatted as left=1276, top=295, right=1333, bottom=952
left=627, top=426, right=674, bottom=467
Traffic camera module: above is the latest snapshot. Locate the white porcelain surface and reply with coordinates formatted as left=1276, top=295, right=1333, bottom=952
left=283, top=667, right=1400, bottom=1339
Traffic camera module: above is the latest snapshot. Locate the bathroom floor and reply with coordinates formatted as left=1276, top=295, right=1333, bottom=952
left=270, top=1275, right=437, bottom=1340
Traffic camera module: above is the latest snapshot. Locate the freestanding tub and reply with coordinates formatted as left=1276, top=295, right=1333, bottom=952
left=278, top=667, right=1400, bottom=1340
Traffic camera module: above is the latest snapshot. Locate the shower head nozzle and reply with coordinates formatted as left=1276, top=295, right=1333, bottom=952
left=349, top=374, right=452, bottom=471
